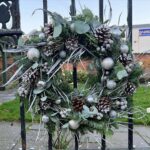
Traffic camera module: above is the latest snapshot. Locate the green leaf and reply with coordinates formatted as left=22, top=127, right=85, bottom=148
left=117, top=70, right=128, bottom=80
left=32, top=62, right=38, bottom=70
left=53, top=24, right=62, bottom=38
left=40, top=96, right=47, bottom=102
left=82, top=8, right=94, bottom=22
left=33, top=88, right=44, bottom=95
left=51, top=112, right=58, bottom=117
left=50, top=117, right=59, bottom=123
left=74, top=21, right=90, bottom=34
left=62, top=123, right=69, bottom=129
left=18, top=38, right=25, bottom=47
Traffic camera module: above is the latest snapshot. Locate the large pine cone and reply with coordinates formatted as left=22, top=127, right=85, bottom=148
left=125, top=82, right=136, bottom=95
left=97, top=97, right=111, bottom=113
left=65, top=38, right=79, bottom=51
left=94, top=26, right=111, bottom=45
left=119, top=54, right=133, bottom=66
left=72, top=97, right=85, bottom=112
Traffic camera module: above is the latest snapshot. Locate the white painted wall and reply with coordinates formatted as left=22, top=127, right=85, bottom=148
left=132, top=25, right=150, bottom=53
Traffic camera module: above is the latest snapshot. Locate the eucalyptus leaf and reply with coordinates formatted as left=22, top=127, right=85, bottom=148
left=33, top=88, right=44, bottom=95
left=53, top=24, right=62, bottom=38
left=62, top=123, right=69, bottom=129
left=117, top=70, right=128, bottom=80
left=18, top=38, right=25, bottom=47
left=74, top=21, right=90, bottom=34
left=82, top=8, right=94, bottom=22
left=51, top=112, right=58, bottom=117
left=90, top=20, right=101, bottom=29
left=50, top=117, right=59, bottom=123
left=40, top=96, right=47, bottom=102
left=32, top=62, right=39, bottom=70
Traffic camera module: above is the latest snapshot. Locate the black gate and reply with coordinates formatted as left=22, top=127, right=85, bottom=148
left=18, top=0, right=133, bottom=150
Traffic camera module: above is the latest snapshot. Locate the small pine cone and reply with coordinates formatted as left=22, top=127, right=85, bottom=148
left=39, top=100, right=52, bottom=111
left=72, top=97, right=84, bottom=112
left=125, top=82, right=136, bottom=95
left=44, top=24, right=54, bottom=36
left=97, top=97, right=111, bottom=113
left=65, top=38, right=79, bottom=51
left=94, top=26, right=111, bottom=45
left=119, top=54, right=128, bottom=66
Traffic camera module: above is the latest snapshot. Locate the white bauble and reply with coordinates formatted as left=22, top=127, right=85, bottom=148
left=110, top=26, right=122, bottom=37
left=106, top=80, right=117, bottom=90
left=116, top=101, right=120, bottom=106
left=37, top=81, right=46, bottom=88
left=120, top=44, right=129, bottom=53
left=27, top=48, right=40, bottom=61
left=86, top=95, right=95, bottom=103
left=121, top=105, right=126, bottom=110
left=39, top=33, right=45, bottom=39
left=59, top=50, right=67, bottom=59
left=55, top=99, right=61, bottom=104
left=101, top=57, right=114, bottom=70
left=42, top=115, right=49, bottom=123
left=96, top=47, right=100, bottom=51
left=69, top=120, right=79, bottom=130
left=110, top=110, right=117, bottom=118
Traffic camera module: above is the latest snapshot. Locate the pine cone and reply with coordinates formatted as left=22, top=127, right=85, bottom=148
left=125, top=82, right=136, bottom=95
left=44, top=24, right=54, bottom=36
left=72, top=97, right=84, bottom=112
left=94, top=26, right=111, bottom=45
left=119, top=54, right=128, bottom=66
left=65, top=38, right=79, bottom=51
left=39, top=100, right=52, bottom=111
left=97, top=97, right=111, bottom=113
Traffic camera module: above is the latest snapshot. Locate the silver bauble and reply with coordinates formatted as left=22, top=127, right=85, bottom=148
left=37, top=81, right=46, bottom=88
left=42, top=115, right=49, bottom=123
left=101, top=57, right=114, bottom=70
left=106, top=80, right=117, bottom=90
left=96, top=47, right=100, bottom=51
left=59, top=50, right=67, bottom=59
left=120, top=44, right=129, bottom=53
left=86, top=95, right=95, bottom=103
left=69, top=120, right=79, bottom=130
left=39, top=32, right=45, bottom=39
left=110, top=110, right=117, bottom=118
left=55, top=99, right=61, bottom=104
left=27, top=48, right=40, bottom=61
left=116, top=101, right=120, bottom=106
left=110, top=26, right=122, bottom=37
left=121, top=105, right=126, bottom=110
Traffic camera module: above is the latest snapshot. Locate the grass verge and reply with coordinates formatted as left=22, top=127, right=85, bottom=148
left=0, top=86, right=150, bottom=125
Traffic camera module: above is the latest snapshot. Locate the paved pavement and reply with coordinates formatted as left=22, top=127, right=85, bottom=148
left=0, top=89, right=150, bottom=149
left=0, top=88, right=16, bottom=104
left=0, top=122, right=150, bottom=150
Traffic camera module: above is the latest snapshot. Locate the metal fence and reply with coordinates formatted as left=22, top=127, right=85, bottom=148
left=0, top=0, right=133, bottom=150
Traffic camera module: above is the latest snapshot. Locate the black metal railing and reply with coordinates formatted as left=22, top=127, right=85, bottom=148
left=18, top=0, right=133, bottom=150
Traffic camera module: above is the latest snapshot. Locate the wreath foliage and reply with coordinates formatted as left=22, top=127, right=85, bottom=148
left=6, top=9, right=142, bottom=135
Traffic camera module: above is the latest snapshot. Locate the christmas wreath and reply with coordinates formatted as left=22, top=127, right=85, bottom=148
left=5, top=9, right=142, bottom=135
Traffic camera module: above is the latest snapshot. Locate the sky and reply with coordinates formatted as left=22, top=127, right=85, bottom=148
left=19, top=0, right=150, bottom=33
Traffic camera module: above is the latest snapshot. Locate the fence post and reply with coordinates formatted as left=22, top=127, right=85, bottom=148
left=43, top=0, right=48, bottom=26
left=20, top=96, right=26, bottom=150
left=99, top=0, right=106, bottom=150
left=70, top=0, right=79, bottom=149
left=42, top=1, right=53, bottom=149
left=127, top=0, right=133, bottom=150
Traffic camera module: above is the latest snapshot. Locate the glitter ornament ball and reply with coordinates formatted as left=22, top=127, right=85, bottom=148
left=101, top=57, right=114, bottom=70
